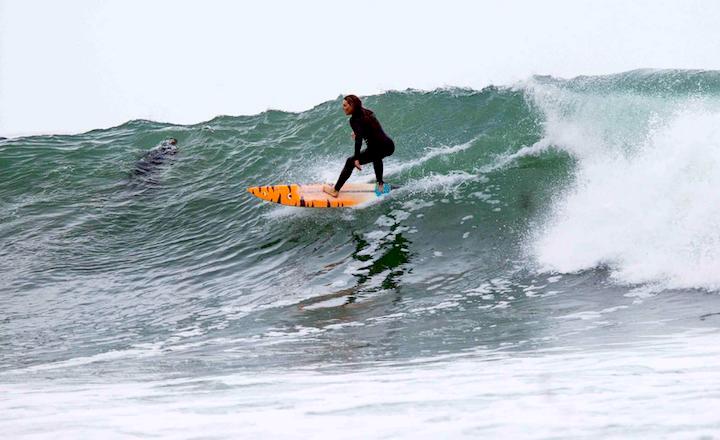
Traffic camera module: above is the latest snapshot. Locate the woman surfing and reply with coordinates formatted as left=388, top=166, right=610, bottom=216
left=323, top=95, right=395, bottom=197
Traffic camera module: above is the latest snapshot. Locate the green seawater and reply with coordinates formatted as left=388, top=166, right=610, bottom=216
left=3, top=70, right=720, bottom=439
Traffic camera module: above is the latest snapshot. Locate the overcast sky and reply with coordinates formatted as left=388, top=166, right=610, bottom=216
left=2, top=0, right=720, bottom=137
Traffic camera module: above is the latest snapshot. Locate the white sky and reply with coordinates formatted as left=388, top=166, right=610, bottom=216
left=1, top=0, right=720, bottom=137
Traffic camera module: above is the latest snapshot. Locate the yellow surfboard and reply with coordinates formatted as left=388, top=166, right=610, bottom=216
left=248, top=183, right=392, bottom=208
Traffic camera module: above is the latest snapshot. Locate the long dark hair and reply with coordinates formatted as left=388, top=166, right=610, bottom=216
left=344, top=94, right=380, bottom=130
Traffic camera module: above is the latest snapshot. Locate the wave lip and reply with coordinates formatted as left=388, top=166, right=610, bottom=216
left=527, top=74, right=720, bottom=290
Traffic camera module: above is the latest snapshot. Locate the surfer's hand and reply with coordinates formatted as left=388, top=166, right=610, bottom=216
left=354, top=160, right=362, bottom=170
left=351, top=132, right=356, bottom=139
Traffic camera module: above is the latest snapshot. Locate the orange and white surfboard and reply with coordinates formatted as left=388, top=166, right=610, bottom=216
left=247, top=183, right=392, bottom=208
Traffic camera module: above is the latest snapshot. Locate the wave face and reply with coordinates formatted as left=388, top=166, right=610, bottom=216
left=4, top=70, right=720, bottom=438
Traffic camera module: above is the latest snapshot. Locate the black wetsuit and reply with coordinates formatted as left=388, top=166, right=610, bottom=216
left=334, top=109, right=395, bottom=191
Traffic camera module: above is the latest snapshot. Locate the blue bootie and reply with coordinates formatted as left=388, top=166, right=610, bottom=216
left=375, top=183, right=391, bottom=196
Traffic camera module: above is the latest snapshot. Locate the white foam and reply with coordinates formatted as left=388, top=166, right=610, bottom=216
left=12, top=343, right=162, bottom=373
left=308, top=140, right=476, bottom=186
left=5, top=331, right=720, bottom=439
left=397, top=171, right=482, bottom=196
left=384, top=139, right=476, bottom=177
left=528, top=82, right=720, bottom=290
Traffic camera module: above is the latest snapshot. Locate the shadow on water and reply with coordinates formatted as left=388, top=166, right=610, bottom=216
left=352, top=230, right=411, bottom=291
left=298, top=217, right=412, bottom=311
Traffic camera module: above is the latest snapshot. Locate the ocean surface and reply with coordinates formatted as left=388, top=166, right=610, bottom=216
left=2, top=70, right=720, bottom=439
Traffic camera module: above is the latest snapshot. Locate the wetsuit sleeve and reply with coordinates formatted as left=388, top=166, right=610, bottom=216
left=350, top=118, right=363, bottom=159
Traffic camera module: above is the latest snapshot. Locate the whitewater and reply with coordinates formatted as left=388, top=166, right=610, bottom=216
left=2, top=70, right=720, bottom=439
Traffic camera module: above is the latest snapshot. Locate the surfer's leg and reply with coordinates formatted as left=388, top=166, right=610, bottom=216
left=374, top=142, right=393, bottom=192
left=384, top=140, right=395, bottom=158
left=333, top=156, right=356, bottom=191
left=374, top=141, right=393, bottom=186
left=334, top=151, right=374, bottom=191
left=372, top=158, right=384, bottom=186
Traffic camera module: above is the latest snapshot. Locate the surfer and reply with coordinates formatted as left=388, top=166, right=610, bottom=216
left=323, top=95, right=395, bottom=197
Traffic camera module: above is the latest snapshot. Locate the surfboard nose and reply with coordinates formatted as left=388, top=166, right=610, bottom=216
left=247, top=185, right=299, bottom=204
left=247, top=186, right=270, bottom=201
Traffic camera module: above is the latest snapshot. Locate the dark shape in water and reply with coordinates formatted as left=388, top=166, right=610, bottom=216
left=134, top=138, right=178, bottom=175
left=132, top=138, right=178, bottom=182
